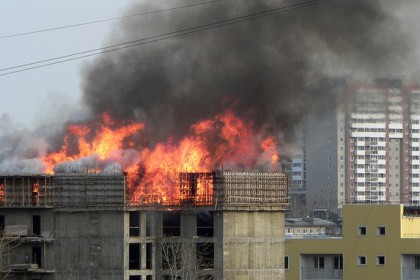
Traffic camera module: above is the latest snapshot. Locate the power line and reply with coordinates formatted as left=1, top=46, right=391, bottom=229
left=0, top=0, right=333, bottom=77
left=0, top=0, right=223, bottom=39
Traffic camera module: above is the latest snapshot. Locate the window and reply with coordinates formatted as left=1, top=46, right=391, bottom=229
left=129, top=212, right=140, bottom=237
left=285, top=256, right=289, bottom=270
left=314, top=256, right=325, bottom=269
left=358, top=226, right=367, bottom=236
left=334, top=255, right=343, bottom=270
left=377, top=227, right=386, bottom=236
left=358, top=256, right=366, bottom=265
left=376, top=256, right=385, bottom=265
left=414, top=256, right=420, bottom=269
left=129, top=277, right=141, bottom=280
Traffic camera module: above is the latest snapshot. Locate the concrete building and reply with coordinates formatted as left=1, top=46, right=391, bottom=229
left=285, top=204, right=420, bottom=280
left=305, top=106, right=339, bottom=218
left=285, top=218, right=341, bottom=239
left=0, top=170, right=288, bottom=280
left=283, top=154, right=307, bottom=218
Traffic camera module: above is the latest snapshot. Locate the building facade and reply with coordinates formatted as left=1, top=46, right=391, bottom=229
left=0, top=170, right=288, bottom=280
left=285, top=204, right=420, bottom=280
left=283, top=154, right=307, bottom=218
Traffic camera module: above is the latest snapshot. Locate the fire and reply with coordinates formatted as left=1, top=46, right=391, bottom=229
left=42, top=113, right=144, bottom=173
left=41, top=111, right=280, bottom=205
left=0, top=184, right=3, bottom=206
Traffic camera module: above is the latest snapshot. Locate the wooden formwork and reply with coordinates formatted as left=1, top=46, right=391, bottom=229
left=179, top=172, right=215, bottom=206
left=0, top=175, right=53, bottom=207
left=52, top=174, right=126, bottom=210
left=215, top=171, right=289, bottom=210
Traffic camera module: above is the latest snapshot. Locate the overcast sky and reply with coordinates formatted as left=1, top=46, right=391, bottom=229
left=0, top=0, right=136, bottom=126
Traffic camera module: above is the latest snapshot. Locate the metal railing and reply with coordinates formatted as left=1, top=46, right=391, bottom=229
left=301, top=268, right=343, bottom=279
left=402, top=267, right=420, bottom=279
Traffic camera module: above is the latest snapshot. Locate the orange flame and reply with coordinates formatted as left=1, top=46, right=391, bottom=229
left=42, top=113, right=144, bottom=173
left=0, top=184, right=4, bottom=206
left=41, top=111, right=280, bottom=204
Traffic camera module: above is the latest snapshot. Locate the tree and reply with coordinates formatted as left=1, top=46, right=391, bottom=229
left=0, top=231, right=21, bottom=280
left=160, top=237, right=215, bottom=280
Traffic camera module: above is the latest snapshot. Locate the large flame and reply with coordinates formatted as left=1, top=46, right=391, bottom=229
left=41, top=111, right=280, bottom=204
left=42, top=113, right=144, bottom=173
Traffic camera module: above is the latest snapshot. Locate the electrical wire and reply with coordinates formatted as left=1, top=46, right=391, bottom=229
left=0, top=0, right=333, bottom=77
left=0, top=0, right=223, bottom=39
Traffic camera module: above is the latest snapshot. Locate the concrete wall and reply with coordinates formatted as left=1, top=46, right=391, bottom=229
left=126, top=209, right=223, bottom=280
left=222, top=211, right=285, bottom=280
left=0, top=208, right=55, bottom=280
left=54, top=210, right=125, bottom=280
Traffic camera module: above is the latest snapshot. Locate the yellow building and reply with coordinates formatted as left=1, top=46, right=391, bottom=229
left=285, top=204, right=420, bottom=280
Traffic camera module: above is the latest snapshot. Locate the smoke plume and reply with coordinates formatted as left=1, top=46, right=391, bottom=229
left=81, top=0, right=411, bottom=144
left=0, top=0, right=415, bottom=174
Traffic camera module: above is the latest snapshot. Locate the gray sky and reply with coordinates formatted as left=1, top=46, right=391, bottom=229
left=0, top=0, right=135, bottom=126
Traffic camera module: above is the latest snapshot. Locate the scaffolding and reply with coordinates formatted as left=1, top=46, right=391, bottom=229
left=215, top=171, right=289, bottom=210
left=0, top=171, right=288, bottom=210
left=52, top=174, right=126, bottom=210
left=179, top=172, right=214, bottom=206
left=0, top=176, right=53, bottom=207
left=133, top=171, right=289, bottom=209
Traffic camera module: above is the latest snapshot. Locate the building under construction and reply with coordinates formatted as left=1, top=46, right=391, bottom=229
left=0, top=169, right=288, bottom=280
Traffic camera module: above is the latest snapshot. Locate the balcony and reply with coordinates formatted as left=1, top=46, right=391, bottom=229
left=402, top=267, right=420, bottom=280
left=301, top=268, right=343, bottom=279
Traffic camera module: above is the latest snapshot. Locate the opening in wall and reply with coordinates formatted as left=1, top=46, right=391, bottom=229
left=33, top=215, right=41, bottom=235
left=197, top=211, right=214, bottom=237
left=32, top=246, right=41, bottom=268
left=146, top=242, right=152, bottom=269
left=129, top=212, right=140, bottom=236
left=162, top=211, right=180, bottom=237
left=129, top=243, right=140, bottom=270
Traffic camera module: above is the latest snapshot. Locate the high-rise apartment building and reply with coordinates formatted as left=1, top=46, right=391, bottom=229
left=283, top=153, right=307, bottom=217
left=341, top=79, right=420, bottom=206
left=305, top=79, right=420, bottom=217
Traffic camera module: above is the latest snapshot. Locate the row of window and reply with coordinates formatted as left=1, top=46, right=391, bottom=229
left=129, top=211, right=214, bottom=237
left=351, top=128, right=387, bottom=133
left=285, top=228, right=324, bottom=234
left=358, top=226, right=386, bottom=236
left=129, top=276, right=152, bottom=280
left=283, top=255, right=386, bottom=270
left=358, top=255, right=385, bottom=266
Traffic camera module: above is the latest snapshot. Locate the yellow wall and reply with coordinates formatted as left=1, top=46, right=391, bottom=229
left=285, top=204, right=420, bottom=280
left=401, top=213, right=420, bottom=238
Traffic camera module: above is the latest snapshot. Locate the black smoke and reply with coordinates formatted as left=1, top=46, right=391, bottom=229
left=81, top=0, right=411, bottom=145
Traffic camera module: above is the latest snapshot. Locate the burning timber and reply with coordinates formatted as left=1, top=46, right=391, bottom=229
left=0, top=171, right=288, bottom=210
